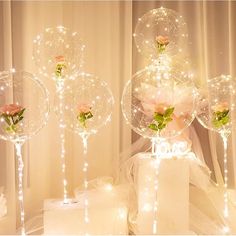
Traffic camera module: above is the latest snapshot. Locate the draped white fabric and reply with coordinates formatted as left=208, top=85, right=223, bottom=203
left=0, top=0, right=236, bottom=234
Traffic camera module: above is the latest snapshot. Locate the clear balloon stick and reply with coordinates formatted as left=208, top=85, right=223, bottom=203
left=15, top=141, right=26, bottom=235
left=57, top=81, right=69, bottom=204
left=81, top=133, right=90, bottom=235
left=220, top=131, right=230, bottom=234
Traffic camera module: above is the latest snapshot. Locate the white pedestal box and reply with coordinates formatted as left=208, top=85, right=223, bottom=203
left=133, top=153, right=189, bottom=234
left=44, top=184, right=129, bottom=235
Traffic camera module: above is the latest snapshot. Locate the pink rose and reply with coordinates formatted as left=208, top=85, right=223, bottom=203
left=0, top=104, right=23, bottom=116
left=77, top=103, right=92, bottom=114
left=154, top=103, right=169, bottom=115
left=55, top=55, right=65, bottom=63
left=156, top=35, right=169, bottom=46
left=211, top=102, right=229, bottom=112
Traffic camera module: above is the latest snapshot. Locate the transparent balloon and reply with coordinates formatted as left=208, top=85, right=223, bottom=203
left=196, top=75, right=236, bottom=134
left=0, top=70, right=50, bottom=234
left=32, top=26, right=85, bottom=81
left=134, top=7, right=188, bottom=61
left=121, top=64, right=197, bottom=140
left=0, top=70, right=50, bottom=143
left=197, top=75, right=236, bottom=228
left=54, top=73, right=114, bottom=136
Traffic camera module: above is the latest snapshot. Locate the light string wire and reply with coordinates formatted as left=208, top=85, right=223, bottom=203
left=221, top=131, right=230, bottom=234
left=57, top=80, right=68, bottom=204
left=81, top=133, right=89, bottom=234
left=151, top=54, right=170, bottom=235
left=152, top=138, right=161, bottom=234
left=15, top=141, right=26, bottom=235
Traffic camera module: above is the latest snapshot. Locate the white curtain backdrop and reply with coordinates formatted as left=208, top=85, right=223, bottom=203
left=0, top=1, right=16, bottom=234
left=0, top=0, right=236, bottom=233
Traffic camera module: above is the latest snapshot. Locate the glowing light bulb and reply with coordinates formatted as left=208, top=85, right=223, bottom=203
left=104, top=184, right=113, bottom=191
left=118, top=208, right=126, bottom=219
left=142, top=203, right=152, bottom=212
left=223, top=226, right=230, bottom=234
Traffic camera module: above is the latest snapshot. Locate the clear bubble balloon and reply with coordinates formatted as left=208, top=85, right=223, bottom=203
left=54, top=73, right=114, bottom=136
left=121, top=64, right=197, bottom=139
left=134, top=7, right=188, bottom=61
left=0, top=70, right=50, bottom=143
left=32, top=26, right=85, bottom=81
left=196, top=75, right=236, bottom=134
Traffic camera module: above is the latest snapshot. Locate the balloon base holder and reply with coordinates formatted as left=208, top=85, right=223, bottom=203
left=133, top=152, right=189, bottom=234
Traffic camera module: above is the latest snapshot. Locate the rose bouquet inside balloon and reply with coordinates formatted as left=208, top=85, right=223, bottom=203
left=33, top=26, right=84, bottom=82
left=122, top=70, right=196, bottom=139
left=77, top=102, right=93, bottom=128
left=136, top=82, right=195, bottom=136
left=0, top=104, right=26, bottom=133
left=134, top=7, right=188, bottom=61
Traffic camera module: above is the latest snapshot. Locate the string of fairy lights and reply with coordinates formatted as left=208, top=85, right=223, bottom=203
left=57, top=83, right=69, bottom=204
left=82, top=134, right=90, bottom=229
left=152, top=144, right=161, bottom=234
left=221, top=132, right=230, bottom=234
left=15, top=142, right=26, bottom=236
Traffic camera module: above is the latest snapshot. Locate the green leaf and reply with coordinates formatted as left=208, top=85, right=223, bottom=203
left=158, top=123, right=166, bottom=130
left=78, top=113, right=86, bottom=122
left=221, top=116, right=229, bottom=125
left=212, top=109, right=230, bottom=128
left=154, top=113, right=164, bottom=123
left=164, top=107, right=174, bottom=117
left=212, top=119, right=222, bottom=128
left=165, top=117, right=173, bottom=123
left=222, top=110, right=229, bottom=118
left=17, top=108, right=26, bottom=117
left=85, top=112, right=93, bottom=120
left=1, top=114, right=11, bottom=126
left=148, top=123, right=159, bottom=131
left=16, top=116, right=24, bottom=124
left=5, top=124, right=17, bottom=133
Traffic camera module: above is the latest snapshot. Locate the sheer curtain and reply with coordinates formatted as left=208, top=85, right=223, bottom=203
left=132, top=0, right=236, bottom=188
left=0, top=1, right=16, bottom=234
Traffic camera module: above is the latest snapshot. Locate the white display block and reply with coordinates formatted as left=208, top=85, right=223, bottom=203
left=44, top=197, right=128, bottom=235
left=134, top=153, right=189, bottom=234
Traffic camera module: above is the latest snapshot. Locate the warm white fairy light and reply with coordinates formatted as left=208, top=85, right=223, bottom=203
left=151, top=138, right=162, bottom=234
left=220, top=131, right=231, bottom=234
left=60, top=130, right=68, bottom=203
left=81, top=133, right=90, bottom=231
left=118, top=208, right=126, bottom=219
left=104, top=184, right=113, bottom=192
left=221, top=133, right=229, bottom=218
left=57, top=81, right=69, bottom=204
left=15, top=142, right=26, bottom=236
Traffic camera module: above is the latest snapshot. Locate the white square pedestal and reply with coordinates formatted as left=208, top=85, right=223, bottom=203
left=44, top=198, right=128, bottom=235
left=134, top=153, right=189, bottom=234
